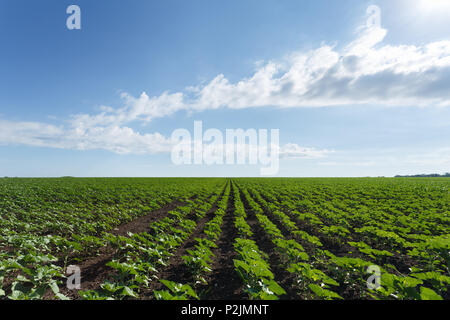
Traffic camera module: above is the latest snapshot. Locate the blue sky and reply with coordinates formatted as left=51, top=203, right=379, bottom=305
left=1, top=0, right=450, bottom=177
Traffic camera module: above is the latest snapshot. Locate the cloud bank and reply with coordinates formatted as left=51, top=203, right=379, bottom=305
left=2, top=21, right=450, bottom=156
left=73, top=23, right=450, bottom=130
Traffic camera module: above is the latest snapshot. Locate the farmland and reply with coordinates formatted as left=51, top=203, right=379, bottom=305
left=0, top=177, right=449, bottom=300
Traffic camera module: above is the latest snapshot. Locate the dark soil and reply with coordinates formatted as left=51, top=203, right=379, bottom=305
left=141, top=182, right=247, bottom=300
left=111, top=200, right=185, bottom=237
left=237, top=185, right=298, bottom=300
left=202, top=182, right=245, bottom=300
left=34, top=183, right=443, bottom=301
left=52, top=198, right=188, bottom=300
left=142, top=186, right=228, bottom=298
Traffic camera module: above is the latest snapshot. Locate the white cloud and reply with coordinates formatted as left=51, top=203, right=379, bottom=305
left=0, top=119, right=328, bottom=159
left=0, top=119, right=173, bottom=155
left=71, top=23, right=450, bottom=129
left=3, top=15, right=450, bottom=158
left=0, top=120, right=65, bottom=148
left=65, top=125, right=174, bottom=154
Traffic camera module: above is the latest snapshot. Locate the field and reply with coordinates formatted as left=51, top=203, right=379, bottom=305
left=0, top=177, right=449, bottom=300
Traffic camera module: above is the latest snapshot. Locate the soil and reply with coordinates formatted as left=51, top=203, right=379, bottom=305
left=27, top=182, right=444, bottom=301
left=202, top=182, right=245, bottom=300
left=111, top=200, right=186, bottom=237
left=238, top=186, right=298, bottom=300
left=142, top=186, right=228, bottom=298
left=142, top=181, right=245, bottom=300
left=55, top=187, right=228, bottom=300
left=51, top=198, right=188, bottom=300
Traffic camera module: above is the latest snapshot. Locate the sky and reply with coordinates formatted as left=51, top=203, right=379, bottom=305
left=1, top=0, right=450, bottom=177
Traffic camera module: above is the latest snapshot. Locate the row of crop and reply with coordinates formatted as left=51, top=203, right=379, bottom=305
left=245, top=185, right=324, bottom=248
left=253, top=178, right=448, bottom=231
left=247, top=182, right=422, bottom=263
left=258, top=180, right=449, bottom=251
left=239, top=185, right=345, bottom=300
left=0, top=178, right=221, bottom=240
left=237, top=179, right=450, bottom=300
left=0, top=179, right=227, bottom=300
left=181, top=182, right=231, bottom=285
left=76, top=182, right=228, bottom=300
left=228, top=183, right=286, bottom=300
left=153, top=182, right=232, bottom=299
left=264, top=182, right=449, bottom=299
left=153, top=183, right=288, bottom=301
left=253, top=181, right=450, bottom=282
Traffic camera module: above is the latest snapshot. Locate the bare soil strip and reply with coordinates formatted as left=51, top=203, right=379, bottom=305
left=258, top=191, right=353, bottom=256
left=253, top=191, right=368, bottom=299
left=55, top=198, right=190, bottom=299
left=203, top=181, right=245, bottom=300
left=256, top=191, right=420, bottom=299
left=142, top=184, right=229, bottom=298
left=237, top=185, right=296, bottom=300
left=112, top=200, right=187, bottom=237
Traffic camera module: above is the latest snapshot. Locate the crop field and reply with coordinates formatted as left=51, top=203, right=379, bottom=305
left=0, top=177, right=449, bottom=300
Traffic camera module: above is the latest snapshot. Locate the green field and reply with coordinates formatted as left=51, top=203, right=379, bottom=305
left=0, top=178, right=449, bottom=300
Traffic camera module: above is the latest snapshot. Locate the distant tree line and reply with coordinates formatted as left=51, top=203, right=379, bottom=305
left=395, top=173, right=450, bottom=178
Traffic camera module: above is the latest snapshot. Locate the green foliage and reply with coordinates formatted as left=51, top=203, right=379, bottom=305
left=154, top=280, right=199, bottom=300
left=1, top=177, right=449, bottom=300
left=233, top=238, right=286, bottom=300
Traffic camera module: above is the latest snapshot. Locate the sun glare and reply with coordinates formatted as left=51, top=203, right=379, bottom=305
left=416, top=0, right=450, bottom=14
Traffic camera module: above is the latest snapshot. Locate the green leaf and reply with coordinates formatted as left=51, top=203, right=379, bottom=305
left=399, top=276, right=423, bottom=288
left=180, top=284, right=199, bottom=299
left=308, top=284, right=343, bottom=300
left=55, top=293, right=70, bottom=300
left=49, top=282, right=60, bottom=294
left=16, top=275, right=30, bottom=282
left=265, top=279, right=286, bottom=296
left=420, top=287, right=443, bottom=300
left=29, top=286, right=47, bottom=299
left=122, top=286, right=139, bottom=298
left=154, top=290, right=174, bottom=300
left=160, top=280, right=177, bottom=292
